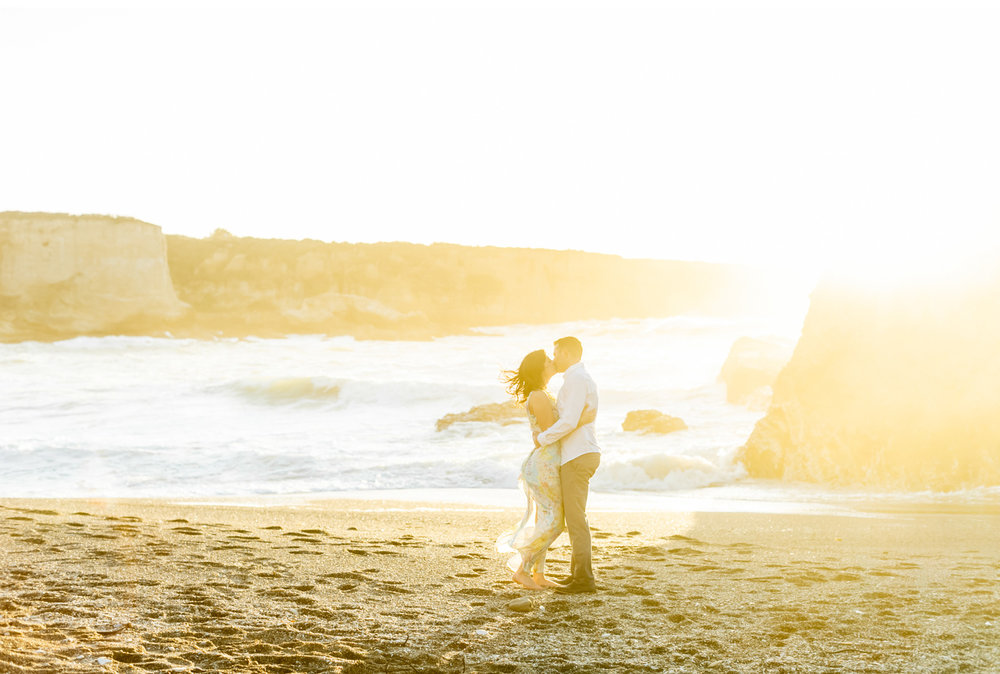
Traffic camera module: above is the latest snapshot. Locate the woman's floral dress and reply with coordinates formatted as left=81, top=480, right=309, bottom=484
left=496, top=392, right=564, bottom=575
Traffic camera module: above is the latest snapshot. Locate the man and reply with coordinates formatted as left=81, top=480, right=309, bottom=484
left=534, top=336, right=601, bottom=594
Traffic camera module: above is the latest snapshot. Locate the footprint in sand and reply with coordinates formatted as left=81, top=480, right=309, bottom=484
left=456, top=588, right=492, bottom=597
left=665, top=534, right=704, bottom=543
left=227, top=534, right=262, bottom=542
left=668, top=547, right=704, bottom=557
left=172, top=527, right=203, bottom=536
left=832, top=572, right=861, bottom=581
left=633, top=546, right=666, bottom=558
left=21, top=508, right=60, bottom=516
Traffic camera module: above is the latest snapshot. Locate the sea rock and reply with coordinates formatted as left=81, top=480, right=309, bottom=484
left=0, top=212, right=188, bottom=340
left=717, top=336, right=793, bottom=407
left=622, top=410, right=688, bottom=434
left=436, top=401, right=526, bottom=431
left=739, top=269, right=1000, bottom=490
left=508, top=597, right=533, bottom=612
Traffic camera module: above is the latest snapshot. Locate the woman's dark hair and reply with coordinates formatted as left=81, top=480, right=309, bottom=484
left=502, top=349, right=547, bottom=404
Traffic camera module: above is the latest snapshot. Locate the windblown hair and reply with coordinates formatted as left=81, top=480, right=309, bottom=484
left=502, top=349, right=547, bottom=404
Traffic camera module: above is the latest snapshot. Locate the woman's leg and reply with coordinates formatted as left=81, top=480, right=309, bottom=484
left=527, top=445, right=565, bottom=587
left=530, top=514, right=564, bottom=587
left=513, top=551, right=543, bottom=589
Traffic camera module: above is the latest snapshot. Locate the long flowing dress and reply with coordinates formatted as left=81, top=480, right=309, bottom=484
left=496, top=393, right=565, bottom=576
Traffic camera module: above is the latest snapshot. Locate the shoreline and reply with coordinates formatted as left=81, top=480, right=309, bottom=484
left=5, top=485, right=1000, bottom=517
left=2, top=496, right=999, bottom=672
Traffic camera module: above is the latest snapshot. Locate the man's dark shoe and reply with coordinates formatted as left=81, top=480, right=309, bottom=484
left=555, top=579, right=598, bottom=594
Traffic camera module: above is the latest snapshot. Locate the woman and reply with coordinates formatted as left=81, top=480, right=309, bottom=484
left=496, top=349, right=595, bottom=590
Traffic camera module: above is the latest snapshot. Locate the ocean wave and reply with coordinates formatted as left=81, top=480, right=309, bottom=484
left=594, top=453, right=746, bottom=492
left=218, top=377, right=343, bottom=405
left=212, top=376, right=502, bottom=408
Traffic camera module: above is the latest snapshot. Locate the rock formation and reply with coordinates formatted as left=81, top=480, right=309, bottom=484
left=622, top=410, right=688, bottom=434
left=740, top=270, right=1000, bottom=490
left=1, top=212, right=803, bottom=342
left=0, top=212, right=187, bottom=340
left=718, top=336, right=793, bottom=408
left=436, top=401, right=526, bottom=431
left=164, top=232, right=800, bottom=339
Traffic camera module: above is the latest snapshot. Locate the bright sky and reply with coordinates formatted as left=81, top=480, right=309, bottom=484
left=1, top=1, right=998, bottom=273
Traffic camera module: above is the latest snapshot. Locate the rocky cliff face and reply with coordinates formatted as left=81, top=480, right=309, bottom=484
left=718, top=336, right=793, bottom=409
left=164, top=233, right=795, bottom=338
left=0, top=213, right=799, bottom=342
left=0, top=213, right=187, bottom=339
left=739, top=271, right=1000, bottom=490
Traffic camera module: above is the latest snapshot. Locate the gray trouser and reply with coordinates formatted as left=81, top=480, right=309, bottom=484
left=559, top=452, right=601, bottom=583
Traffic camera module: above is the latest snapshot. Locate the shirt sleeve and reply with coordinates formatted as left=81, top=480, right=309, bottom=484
left=536, top=373, right=586, bottom=447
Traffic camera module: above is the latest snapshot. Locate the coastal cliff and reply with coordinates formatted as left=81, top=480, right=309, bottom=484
left=739, top=271, right=1000, bottom=490
left=0, top=212, right=187, bottom=340
left=164, top=232, right=794, bottom=339
left=0, top=212, right=797, bottom=342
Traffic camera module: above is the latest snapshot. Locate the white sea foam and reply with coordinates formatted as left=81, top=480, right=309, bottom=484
left=2, top=313, right=991, bottom=507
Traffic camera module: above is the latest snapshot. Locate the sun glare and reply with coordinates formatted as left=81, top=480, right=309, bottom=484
left=823, top=228, right=998, bottom=293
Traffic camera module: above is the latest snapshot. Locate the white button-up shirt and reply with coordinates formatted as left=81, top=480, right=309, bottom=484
left=536, top=362, right=601, bottom=465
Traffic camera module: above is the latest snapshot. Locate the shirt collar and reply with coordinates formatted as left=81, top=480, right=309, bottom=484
left=565, top=362, right=584, bottom=375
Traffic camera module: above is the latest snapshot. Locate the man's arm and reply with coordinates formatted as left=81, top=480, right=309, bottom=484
left=533, top=404, right=596, bottom=447
left=536, top=375, right=587, bottom=447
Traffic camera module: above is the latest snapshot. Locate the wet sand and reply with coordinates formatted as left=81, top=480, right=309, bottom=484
left=1, top=497, right=998, bottom=672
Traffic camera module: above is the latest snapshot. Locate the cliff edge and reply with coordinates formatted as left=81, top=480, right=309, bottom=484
left=0, top=212, right=188, bottom=339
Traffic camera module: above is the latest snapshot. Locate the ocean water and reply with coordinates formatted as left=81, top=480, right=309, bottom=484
left=3, top=313, right=996, bottom=511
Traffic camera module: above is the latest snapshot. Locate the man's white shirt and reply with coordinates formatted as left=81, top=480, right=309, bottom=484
left=536, top=362, right=601, bottom=465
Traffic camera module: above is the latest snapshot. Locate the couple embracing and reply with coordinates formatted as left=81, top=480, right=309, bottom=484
left=497, top=336, right=601, bottom=594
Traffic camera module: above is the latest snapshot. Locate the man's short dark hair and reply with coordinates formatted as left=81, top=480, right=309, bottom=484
left=554, top=336, right=583, bottom=358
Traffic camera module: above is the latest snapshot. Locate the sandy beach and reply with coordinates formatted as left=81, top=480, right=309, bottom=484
left=1, top=497, right=998, bottom=673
